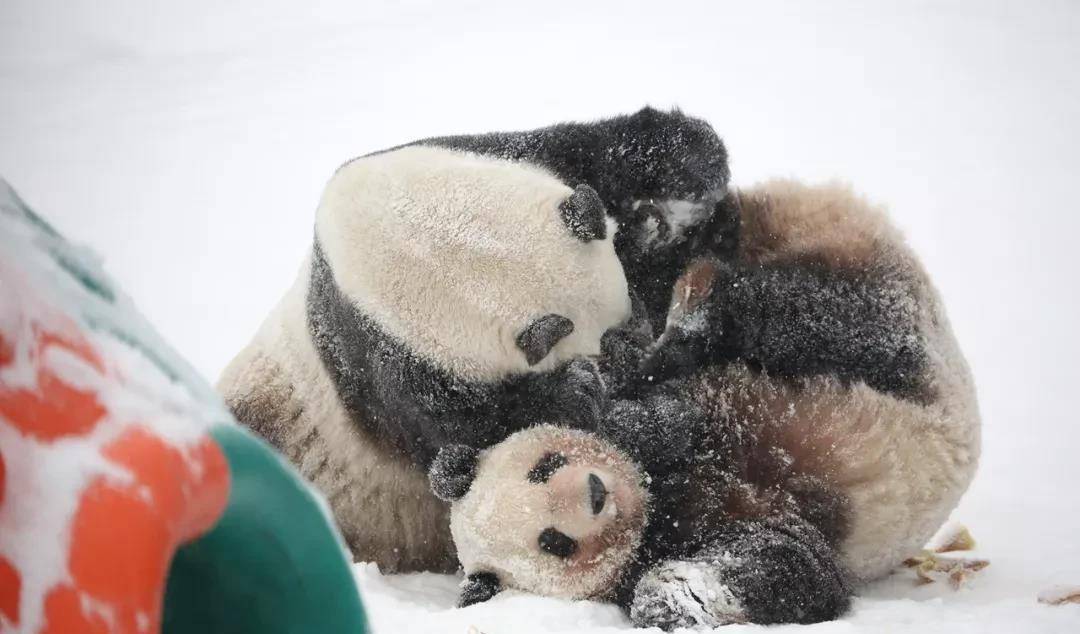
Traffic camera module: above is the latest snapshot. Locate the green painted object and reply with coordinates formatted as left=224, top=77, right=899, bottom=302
left=162, top=424, right=368, bottom=633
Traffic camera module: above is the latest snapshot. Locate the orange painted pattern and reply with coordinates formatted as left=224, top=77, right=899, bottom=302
left=0, top=292, right=230, bottom=633
left=0, top=555, right=19, bottom=626
left=0, top=325, right=106, bottom=442
left=50, top=430, right=229, bottom=633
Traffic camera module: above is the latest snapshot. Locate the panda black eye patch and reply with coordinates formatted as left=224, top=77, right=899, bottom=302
left=528, top=451, right=569, bottom=484
left=516, top=314, right=574, bottom=366
left=538, top=527, right=577, bottom=558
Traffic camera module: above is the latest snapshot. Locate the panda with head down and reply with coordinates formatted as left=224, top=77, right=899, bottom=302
left=218, top=108, right=732, bottom=573
left=429, top=177, right=980, bottom=629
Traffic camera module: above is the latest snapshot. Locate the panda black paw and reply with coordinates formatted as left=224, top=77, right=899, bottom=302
left=429, top=444, right=479, bottom=502
left=600, top=395, right=701, bottom=475
left=598, top=326, right=652, bottom=398
left=458, top=571, right=501, bottom=608
left=549, top=357, right=607, bottom=430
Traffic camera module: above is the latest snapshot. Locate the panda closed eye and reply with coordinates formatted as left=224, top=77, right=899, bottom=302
left=527, top=451, right=611, bottom=515
left=517, top=315, right=575, bottom=366
left=528, top=451, right=569, bottom=483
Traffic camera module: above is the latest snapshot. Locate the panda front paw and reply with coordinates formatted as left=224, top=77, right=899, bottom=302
left=550, top=357, right=607, bottom=430
left=630, top=560, right=746, bottom=631
left=429, top=444, right=479, bottom=502
left=600, top=395, right=701, bottom=475
left=458, top=571, right=501, bottom=608
left=598, top=327, right=651, bottom=398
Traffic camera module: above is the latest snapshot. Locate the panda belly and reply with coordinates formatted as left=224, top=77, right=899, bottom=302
left=218, top=254, right=456, bottom=573
left=695, top=347, right=979, bottom=582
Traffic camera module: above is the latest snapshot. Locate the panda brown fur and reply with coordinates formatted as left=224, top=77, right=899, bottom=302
left=430, top=179, right=980, bottom=629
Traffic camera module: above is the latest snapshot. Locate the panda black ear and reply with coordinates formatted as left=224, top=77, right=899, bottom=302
left=429, top=444, right=480, bottom=502
left=560, top=184, right=607, bottom=242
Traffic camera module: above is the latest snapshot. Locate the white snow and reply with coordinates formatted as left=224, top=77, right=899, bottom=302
left=629, top=559, right=746, bottom=628
left=354, top=554, right=1080, bottom=633
left=2, top=0, right=1079, bottom=631
left=639, top=199, right=714, bottom=248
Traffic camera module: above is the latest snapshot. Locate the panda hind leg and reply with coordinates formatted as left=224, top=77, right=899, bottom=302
left=629, top=517, right=851, bottom=629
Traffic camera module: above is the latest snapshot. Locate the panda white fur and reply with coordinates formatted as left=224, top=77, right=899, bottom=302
left=435, top=426, right=650, bottom=600
left=429, top=179, right=980, bottom=628
left=218, top=109, right=733, bottom=572
left=218, top=146, right=631, bottom=571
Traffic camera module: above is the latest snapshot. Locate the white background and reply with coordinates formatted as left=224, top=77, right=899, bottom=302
left=2, top=1, right=1078, bottom=631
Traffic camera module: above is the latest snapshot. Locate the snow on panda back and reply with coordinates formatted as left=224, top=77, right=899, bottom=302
left=316, top=146, right=631, bottom=381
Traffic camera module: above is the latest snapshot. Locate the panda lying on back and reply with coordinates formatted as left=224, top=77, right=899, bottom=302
left=429, top=179, right=980, bottom=628
left=218, top=108, right=731, bottom=572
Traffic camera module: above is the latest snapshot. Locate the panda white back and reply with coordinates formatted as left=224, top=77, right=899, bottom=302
left=317, top=146, right=631, bottom=381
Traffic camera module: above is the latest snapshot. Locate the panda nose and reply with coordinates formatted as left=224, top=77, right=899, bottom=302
left=588, top=473, right=607, bottom=515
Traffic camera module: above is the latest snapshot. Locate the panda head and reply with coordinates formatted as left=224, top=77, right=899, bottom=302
left=315, top=146, right=632, bottom=381
left=615, top=107, right=729, bottom=204
left=430, top=426, right=649, bottom=603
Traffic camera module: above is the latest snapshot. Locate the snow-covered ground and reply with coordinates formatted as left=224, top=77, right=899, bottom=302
left=2, top=0, right=1079, bottom=631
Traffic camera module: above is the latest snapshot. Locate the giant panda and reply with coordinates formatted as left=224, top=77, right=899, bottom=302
left=427, top=179, right=981, bottom=628
left=217, top=109, right=732, bottom=572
